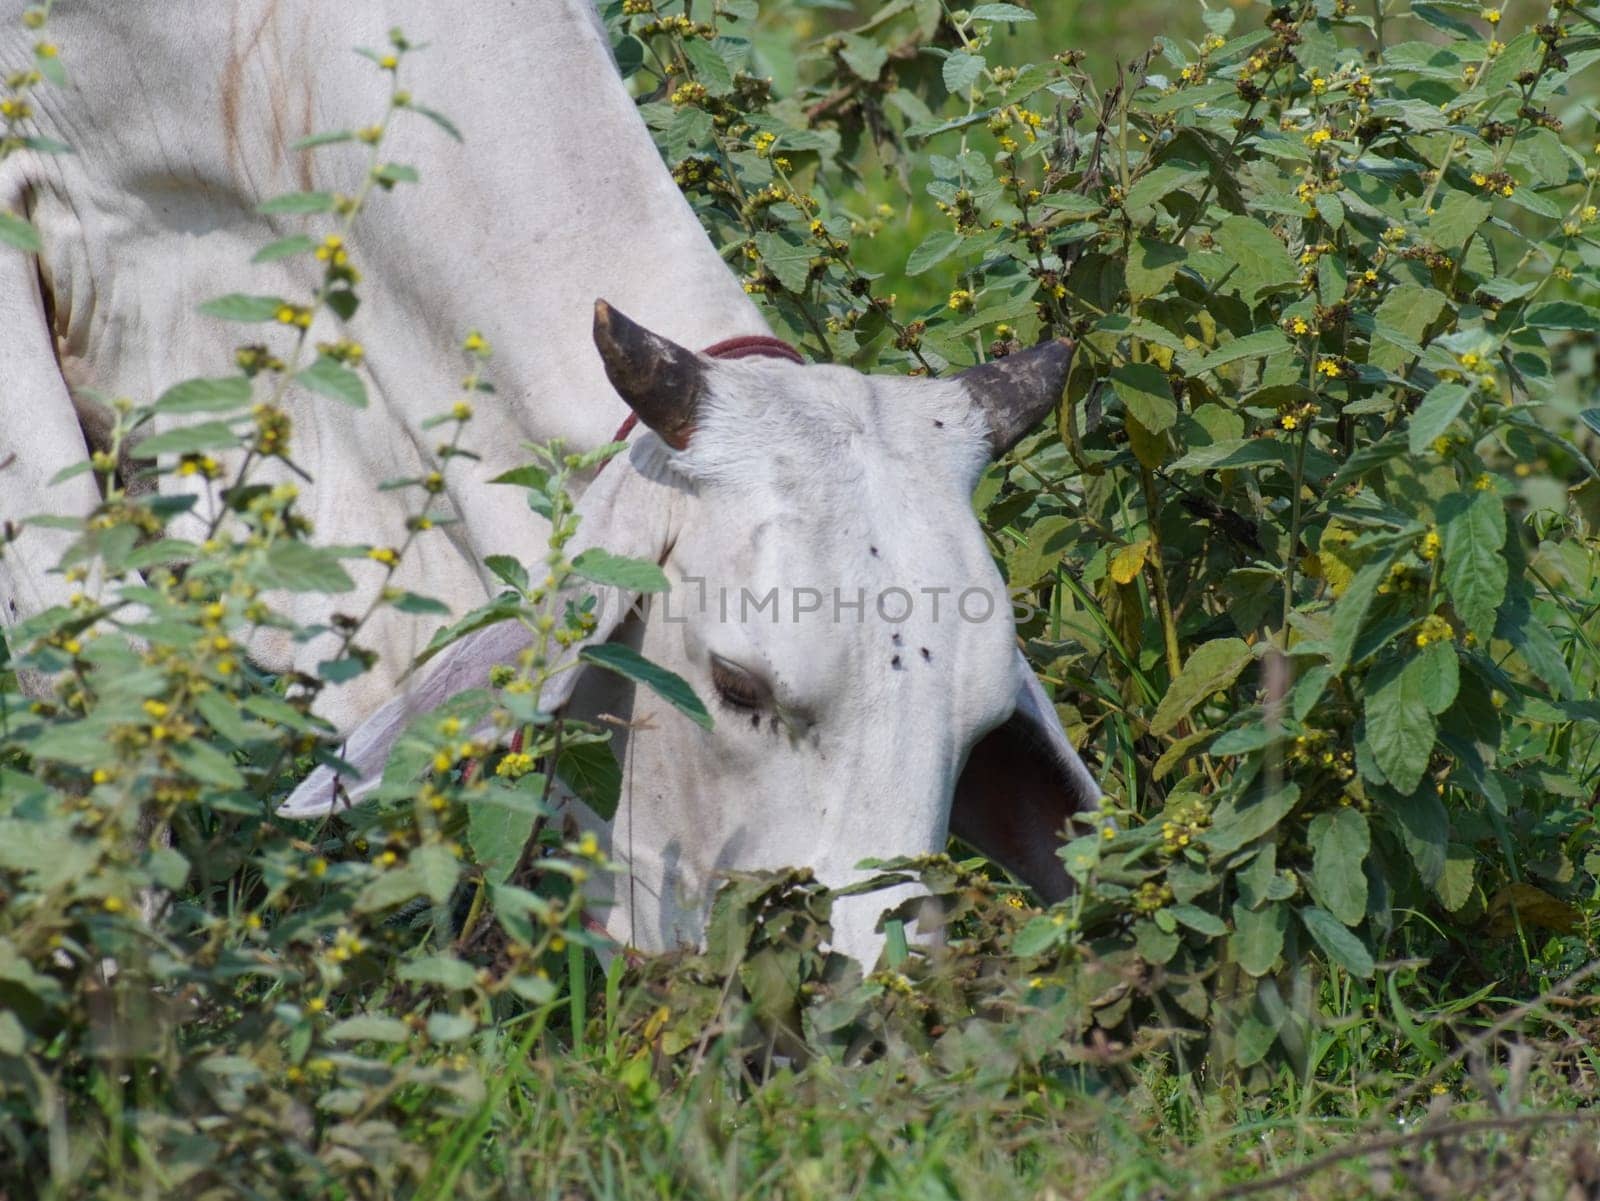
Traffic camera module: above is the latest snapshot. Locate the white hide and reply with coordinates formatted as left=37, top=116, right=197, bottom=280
left=0, top=0, right=763, bottom=726
left=2, top=1, right=1101, bottom=966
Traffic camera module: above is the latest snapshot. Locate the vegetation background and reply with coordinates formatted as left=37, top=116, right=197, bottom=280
left=3, top=0, right=1600, bottom=1197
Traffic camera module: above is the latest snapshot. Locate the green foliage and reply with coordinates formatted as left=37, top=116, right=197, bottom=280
left=615, top=0, right=1600, bottom=1068
left=3, top=0, right=1600, bottom=1196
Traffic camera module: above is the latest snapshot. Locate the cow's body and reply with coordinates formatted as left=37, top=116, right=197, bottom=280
left=1, top=0, right=760, bottom=722
left=0, top=1, right=1100, bottom=963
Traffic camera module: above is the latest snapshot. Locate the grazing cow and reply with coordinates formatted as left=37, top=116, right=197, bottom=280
left=0, top=1, right=1099, bottom=962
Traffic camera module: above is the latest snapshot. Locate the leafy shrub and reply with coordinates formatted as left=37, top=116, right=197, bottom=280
left=1, top=0, right=1599, bottom=1195
left=614, top=0, right=1600, bottom=1065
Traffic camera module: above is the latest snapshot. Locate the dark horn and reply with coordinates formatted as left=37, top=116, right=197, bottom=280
left=956, top=338, right=1075, bottom=456
left=592, top=299, right=705, bottom=450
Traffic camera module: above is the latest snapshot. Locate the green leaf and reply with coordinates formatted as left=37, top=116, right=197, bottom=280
left=1192, top=328, right=1292, bottom=374
left=1314, top=192, right=1345, bottom=229
left=291, top=130, right=354, bottom=149
left=138, top=421, right=243, bottom=457
left=171, top=740, right=245, bottom=789
left=1213, top=215, right=1297, bottom=299
left=412, top=105, right=463, bottom=141
left=489, top=464, right=550, bottom=491
left=1309, top=808, right=1369, bottom=926
left=297, top=355, right=368, bottom=409
left=194, top=690, right=251, bottom=744
left=1123, top=165, right=1207, bottom=223
left=579, top=643, right=712, bottom=730
left=1230, top=899, right=1287, bottom=976
left=1206, top=783, right=1298, bottom=854
left=1428, top=190, right=1490, bottom=250
left=1440, top=489, right=1507, bottom=643
left=1038, top=193, right=1101, bottom=218
left=468, top=782, right=546, bottom=884
left=153, top=376, right=253, bottom=415
left=327, top=1015, right=409, bottom=1043
left=1151, top=637, right=1252, bottom=735
left=969, top=3, right=1038, bottom=20
left=1414, top=640, right=1458, bottom=715
left=198, top=293, right=288, bottom=323
left=1012, top=914, right=1066, bottom=957
left=1392, top=786, right=1449, bottom=887
left=1136, top=918, right=1181, bottom=964
left=1524, top=301, right=1600, bottom=332
left=837, top=33, right=888, bottom=81
left=1300, top=906, right=1374, bottom=977
left=253, top=542, right=355, bottom=593
left=1169, top=903, right=1227, bottom=937
left=570, top=547, right=669, bottom=594
left=1327, top=551, right=1397, bottom=675
left=399, top=956, right=477, bottom=990
left=753, top=231, right=812, bottom=292
left=391, top=590, right=450, bottom=615
left=0, top=210, right=42, bottom=252
left=374, top=162, right=419, bottom=185
left=484, top=554, right=528, bottom=594
left=1364, top=656, right=1437, bottom=796
left=906, top=228, right=963, bottom=276
left=555, top=740, right=623, bottom=823
left=1111, top=362, right=1176, bottom=433
left=684, top=38, right=735, bottom=93
left=1407, top=383, right=1469, bottom=455
left=1169, top=439, right=1292, bottom=473
left=1437, top=844, right=1476, bottom=912
left=251, top=234, right=318, bottom=263
left=942, top=50, right=986, bottom=95
left=1370, top=284, right=1447, bottom=373
left=1124, top=237, right=1186, bottom=298
left=427, top=1013, right=476, bottom=1043
left=257, top=190, right=336, bottom=215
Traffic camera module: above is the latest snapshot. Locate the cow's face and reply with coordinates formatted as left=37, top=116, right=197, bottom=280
left=582, top=303, right=1101, bottom=963
left=276, top=304, right=1101, bottom=966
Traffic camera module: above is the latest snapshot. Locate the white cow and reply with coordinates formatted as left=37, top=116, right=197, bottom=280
left=0, top=1, right=1100, bottom=962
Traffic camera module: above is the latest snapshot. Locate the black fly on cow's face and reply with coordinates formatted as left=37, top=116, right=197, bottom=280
left=709, top=653, right=769, bottom=714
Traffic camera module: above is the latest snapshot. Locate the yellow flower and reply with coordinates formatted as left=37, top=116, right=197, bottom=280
left=35, top=41, right=57, bottom=58
left=103, top=896, right=125, bottom=913
left=1309, top=75, right=1327, bottom=94
left=1474, top=472, right=1495, bottom=491
left=143, top=699, right=170, bottom=719
left=451, top=400, right=474, bottom=421
left=1316, top=358, right=1343, bottom=378
left=1290, top=317, right=1311, bottom=335
left=462, top=330, right=488, bottom=354
left=1481, top=7, right=1500, bottom=21
left=368, top=546, right=399, bottom=566
left=1583, top=206, right=1598, bottom=223
left=1306, top=128, right=1332, bottom=146
left=378, top=53, right=399, bottom=70
left=1415, top=614, right=1454, bottom=648
left=947, top=288, right=974, bottom=312
left=1419, top=529, right=1441, bottom=560
left=1280, top=413, right=1299, bottom=430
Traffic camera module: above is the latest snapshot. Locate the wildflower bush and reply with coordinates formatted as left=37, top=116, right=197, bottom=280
left=2, top=0, right=1600, bottom=1196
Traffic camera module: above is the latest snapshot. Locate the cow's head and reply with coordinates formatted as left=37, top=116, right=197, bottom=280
left=280, top=301, right=1100, bottom=965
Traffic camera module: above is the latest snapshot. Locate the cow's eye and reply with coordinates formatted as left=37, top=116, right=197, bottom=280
left=709, top=654, right=767, bottom=711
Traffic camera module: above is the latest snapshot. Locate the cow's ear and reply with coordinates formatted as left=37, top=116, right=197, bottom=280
left=277, top=448, right=680, bottom=819
left=949, top=651, right=1100, bottom=901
